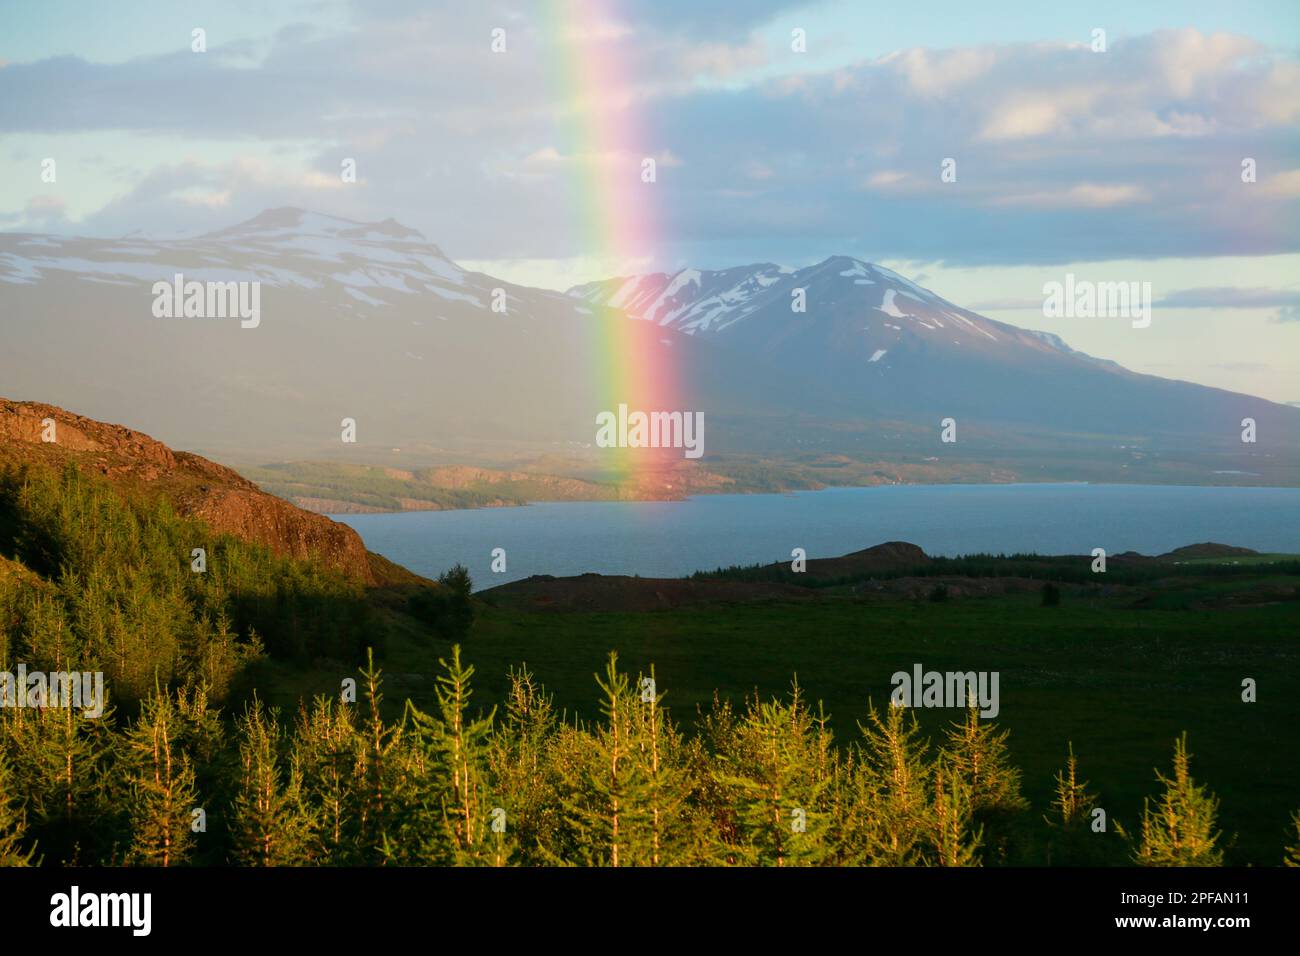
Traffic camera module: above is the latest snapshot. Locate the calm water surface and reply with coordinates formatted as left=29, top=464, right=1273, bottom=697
left=334, top=484, right=1300, bottom=590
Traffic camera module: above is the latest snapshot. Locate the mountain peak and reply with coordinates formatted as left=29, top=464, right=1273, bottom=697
left=568, top=255, right=958, bottom=336
left=815, top=254, right=869, bottom=269
left=204, top=207, right=431, bottom=246
left=0, top=207, right=465, bottom=311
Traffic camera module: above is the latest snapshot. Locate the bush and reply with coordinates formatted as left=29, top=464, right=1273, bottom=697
left=928, top=584, right=949, bottom=603
left=408, top=564, right=475, bottom=640
left=1041, top=582, right=1061, bottom=607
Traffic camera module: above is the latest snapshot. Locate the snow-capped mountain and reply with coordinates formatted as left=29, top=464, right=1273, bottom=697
left=570, top=256, right=1272, bottom=438
left=570, top=256, right=1113, bottom=367
left=0, top=209, right=780, bottom=457
left=1, top=209, right=1296, bottom=476
left=4, top=207, right=480, bottom=315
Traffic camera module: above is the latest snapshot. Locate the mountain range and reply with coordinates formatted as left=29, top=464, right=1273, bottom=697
left=2, top=207, right=1296, bottom=486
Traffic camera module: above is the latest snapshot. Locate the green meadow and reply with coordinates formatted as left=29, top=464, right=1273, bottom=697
left=259, top=584, right=1300, bottom=865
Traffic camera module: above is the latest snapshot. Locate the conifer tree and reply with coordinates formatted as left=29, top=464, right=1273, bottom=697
left=627, top=664, right=708, bottom=866
left=853, top=701, right=932, bottom=865
left=123, top=688, right=198, bottom=866
left=1132, top=733, right=1223, bottom=866
left=698, top=692, right=743, bottom=852
left=715, top=681, right=833, bottom=866
left=489, top=665, right=559, bottom=864
left=362, top=653, right=385, bottom=813
left=930, top=758, right=982, bottom=866
left=398, top=646, right=508, bottom=865
left=356, top=649, right=401, bottom=860
left=1044, top=743, right=1122, bottom=866
left=436, top=564, right=474, bottom=639
left=1284, top=811, right=1300, bottom=868
left=230, top=697, right=317, bottom=866
left=1047, top=742, right=1096, bottom=829
left=294, top=695, right=362, bottom=864
left=941, top=699, right=1027, bottom=862
left=549, top=654, right=644, bottom=866
left=0, top=750, right=36, bottom=866
left=942, top=699, right=1027, bottom=816
left=544, top=655, right=703, bottom=866
left=1, top=693, right=113, bottom=863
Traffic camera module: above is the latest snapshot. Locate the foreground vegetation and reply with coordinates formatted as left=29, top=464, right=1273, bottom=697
left=5, top=645, right=1294, bottom=868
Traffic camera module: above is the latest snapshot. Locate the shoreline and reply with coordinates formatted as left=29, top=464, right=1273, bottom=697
left=315, top=478, right=1300, bottom=518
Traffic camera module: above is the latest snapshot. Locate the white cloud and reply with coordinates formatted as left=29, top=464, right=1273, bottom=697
left=866, top=170, right=908, bottom=188
left=1259, top=169, right=1300, bottom=199
left=979, top=88, right=1100, bottom=141
left=888, top=47, right=997, bottom=97
left=996, top=183, right=1150, bottom=208
left=1151, top=28, right=1258, bottom=98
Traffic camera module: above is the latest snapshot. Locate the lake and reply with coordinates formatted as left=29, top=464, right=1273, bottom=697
left=334, top=483, right=1300, bottom=590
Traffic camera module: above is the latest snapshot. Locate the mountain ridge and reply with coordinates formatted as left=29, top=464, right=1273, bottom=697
left=2, top=208, right=1297, bottom=485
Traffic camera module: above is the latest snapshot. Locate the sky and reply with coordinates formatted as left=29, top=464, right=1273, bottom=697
left=1, top=0, right=1298, bottom=402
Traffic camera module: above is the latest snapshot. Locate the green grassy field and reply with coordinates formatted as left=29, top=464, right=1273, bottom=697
left=255, top=583, right=1300, bottom=865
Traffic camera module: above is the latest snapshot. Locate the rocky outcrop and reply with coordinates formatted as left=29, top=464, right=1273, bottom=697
left=0, top=399, right=390, bottom=585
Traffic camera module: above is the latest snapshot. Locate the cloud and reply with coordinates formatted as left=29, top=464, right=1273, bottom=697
left=887, top=47, right=998, bottom=97
left=0, top=195, right=70, bottom=231
left=1155, top=286, right=1300, bottom=323
left=1151, top=28, right=1259, bottom=98
left=967, top=296, right=1045, bottom=311
left=679, top=37, right=770, bottom=77
left=995, top=183, right=1149, bottom=208
left=613, top=0, right=824, bottom=37
left=980, top=93, right=1089, bottom=141
left=2, top=19, right=1298, bottom=268
left=865, top=170, right=909, bottom=188
left=1155, top=287, right=1300, bottom=308
left=73, top=156, right=371, bottom=237
left=1258, top=169, right=1300, bottom=198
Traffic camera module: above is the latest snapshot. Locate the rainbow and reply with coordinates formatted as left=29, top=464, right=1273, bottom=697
left=544, top=0, right=680, bottom=481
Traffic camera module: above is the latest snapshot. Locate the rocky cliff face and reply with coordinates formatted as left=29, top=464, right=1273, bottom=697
left=0, top=398, right=394, bottom=585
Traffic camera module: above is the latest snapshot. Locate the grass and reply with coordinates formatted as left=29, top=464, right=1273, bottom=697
left=256, top=583, right=1300, bottom=865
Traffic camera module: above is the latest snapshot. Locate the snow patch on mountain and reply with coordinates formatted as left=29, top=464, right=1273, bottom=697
left=567, top=256, right=1048, bottom=362
left=879, top=289, right=914, bottom=319
left=607, top=277, right=645, bottom=310
left=0, top=208, right=470, bottom=310
left=664, top=269, right=701, bottom=297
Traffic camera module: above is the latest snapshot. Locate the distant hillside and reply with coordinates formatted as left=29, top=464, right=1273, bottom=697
left=237, top=459, right=742, bottom=513
left=0, top=398, right=421, bottom=586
